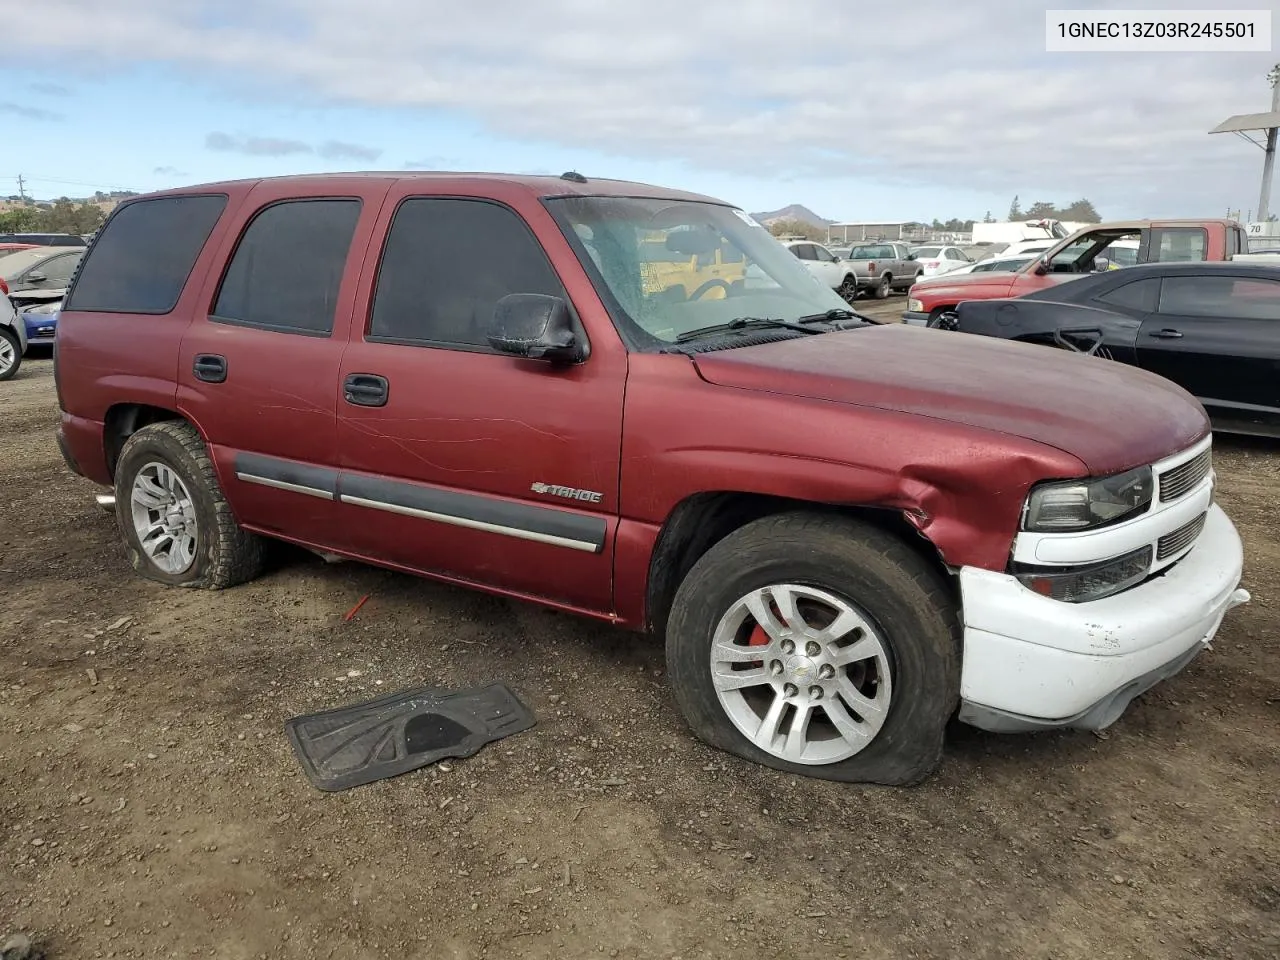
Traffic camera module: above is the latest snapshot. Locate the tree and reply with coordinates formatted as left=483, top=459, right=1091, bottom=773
left=1008, top=195, right=1022, bottom=220
left=0, top=207, right=42, bottom=232
left=768, top=218, right=824, bottom=241
left=983, top=211, right=995, bottom=223
left=1025, top=201, right=1058, bottom=220
left=1059, top=198, right=1102, bottom=223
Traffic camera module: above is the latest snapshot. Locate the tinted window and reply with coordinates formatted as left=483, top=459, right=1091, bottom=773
left=1096, top=277, right=1159, bottom=312
left=1159, top=275, right=1280, bottom=320
left=791, top=244, right=815, bottom=261
left=212, top=199, right=360, bottom=335
left=67, top=196, right=226, bottom=313
left=1151, top=228, right=1207, bottom=262
left=369, top=198, right=563, bottom=348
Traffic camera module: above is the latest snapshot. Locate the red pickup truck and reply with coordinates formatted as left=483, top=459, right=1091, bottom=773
left=904, top=219, right=1251, bottom=325
left=53, top=174, right=1249, bottom=786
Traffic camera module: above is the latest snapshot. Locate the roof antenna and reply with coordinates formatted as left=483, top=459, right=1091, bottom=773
left=560, top=171, right=588, bottom=183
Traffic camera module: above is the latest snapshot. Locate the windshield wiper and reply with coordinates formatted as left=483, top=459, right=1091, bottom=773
left=675, top=316, right=824, bottom=343
left=796, top=308, right=871, bottom=326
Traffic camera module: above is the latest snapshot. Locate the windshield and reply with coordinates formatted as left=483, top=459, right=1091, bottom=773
left=545, top=197, right=849, bottom=347
left=850, top=245, right=891, bottom=259
left=0, top=247, right=57, bottom=278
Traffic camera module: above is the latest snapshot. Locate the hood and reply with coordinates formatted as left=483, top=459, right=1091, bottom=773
left=691, top=325, right=1208, bottom=475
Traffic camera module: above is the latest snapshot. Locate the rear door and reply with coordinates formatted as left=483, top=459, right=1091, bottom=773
left=1136, top=273, right=1280, bottom=426
left=333, top=189, right=626, bottom=613
left=176, top=180, right=390, bottom=548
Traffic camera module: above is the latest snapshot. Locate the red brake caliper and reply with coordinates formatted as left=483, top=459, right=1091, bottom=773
left=747, top=623, right=770, bottom=668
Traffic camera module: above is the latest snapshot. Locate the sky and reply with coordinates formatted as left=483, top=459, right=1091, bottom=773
left=1, top=0, right=1277, bottom=223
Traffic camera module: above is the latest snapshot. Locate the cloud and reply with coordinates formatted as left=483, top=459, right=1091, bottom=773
left=205, top=131, right=312, bottom=156
left=153, top=165, right=187, bottom=176
left=28, top=82, right=72, bottom=96
left=8, top=0, right=1276, bottom=215
left=317, top=139, right=381, bottom=161
left=0, top=101, right=64, bottom=121
left=204, top=132, right=382, bottom=161
left=403, top=156, right=460, bottom=169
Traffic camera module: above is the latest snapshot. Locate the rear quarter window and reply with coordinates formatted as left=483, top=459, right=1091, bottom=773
left=65, top=195, right=228, bottom=314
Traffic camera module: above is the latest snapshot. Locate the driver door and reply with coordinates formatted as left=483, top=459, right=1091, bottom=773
left=334, top=190, right=627, bottom=612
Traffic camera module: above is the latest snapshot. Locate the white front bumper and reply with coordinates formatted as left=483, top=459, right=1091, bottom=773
left=957, top=503, right=1249, bottom=731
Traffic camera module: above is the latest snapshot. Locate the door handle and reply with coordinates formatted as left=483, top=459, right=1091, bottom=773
left=193, top=354, right=227, bottom=383
left=343, top=373, right=389, bottom=407
left=1150, top=329, right=1183, bottom=339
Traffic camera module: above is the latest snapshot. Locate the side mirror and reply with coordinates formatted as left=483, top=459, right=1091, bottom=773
left=26, top=271, right=47, bottom=283
left=906, top=253, right=916, bottom=261
left=486, top=294, right=583, bottom=363
left=1034, top=257, right=1050, bottom=275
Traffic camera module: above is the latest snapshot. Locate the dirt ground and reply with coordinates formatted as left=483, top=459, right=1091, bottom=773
left=3, top=304, right=1278, bottom=960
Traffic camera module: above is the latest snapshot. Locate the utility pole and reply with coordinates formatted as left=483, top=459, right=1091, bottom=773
left=16, top=174, right=27, bottom=202
left=1258, top=64, right=1280, bottom=223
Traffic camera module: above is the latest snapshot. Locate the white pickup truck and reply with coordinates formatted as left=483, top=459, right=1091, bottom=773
left=831, top=241, right=924, bottom=299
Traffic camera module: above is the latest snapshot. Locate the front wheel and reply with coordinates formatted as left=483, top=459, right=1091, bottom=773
left=665, top=512, right=960, bottom=785
left=837, top=276, right=858, bottom=304
left=114, top=421, right=266, bottom=589
left=0, top=328, right=22, bottom=381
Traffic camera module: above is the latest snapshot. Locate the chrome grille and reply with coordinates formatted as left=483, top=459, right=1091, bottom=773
left=1158, top=448, right=1211, bottom=502
left=1157, top=512, right=1207, bottom=561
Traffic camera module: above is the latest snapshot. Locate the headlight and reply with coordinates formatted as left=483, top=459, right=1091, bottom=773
left=1013, top=545, right=1152, bottom=603
left=1022, top=466, right=1153, bottom=532
left=908, top=298, right=923, bottom=311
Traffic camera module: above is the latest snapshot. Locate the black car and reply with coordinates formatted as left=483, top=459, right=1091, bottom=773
left=938, top=262, right=1280, bottom=437
left=0, top=232, right=86, bottom=247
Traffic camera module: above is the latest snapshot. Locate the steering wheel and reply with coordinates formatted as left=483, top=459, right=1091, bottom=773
left=689, top=279, right=731, bottom=301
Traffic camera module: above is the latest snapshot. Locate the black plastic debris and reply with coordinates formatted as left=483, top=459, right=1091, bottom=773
left=285, top=683, right=535, bottom=792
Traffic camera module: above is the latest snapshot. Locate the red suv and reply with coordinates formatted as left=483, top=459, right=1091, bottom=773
left=53, top=173, right=1249, bottom=785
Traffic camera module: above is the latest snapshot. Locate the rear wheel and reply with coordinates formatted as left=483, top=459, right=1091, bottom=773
left=0, top=328, right=21, bottom=381
left=665, top=512, right=960, bottom=786
left=114, top=421, right=266, bottom=589
left=874, top=275, right=892, bottom=299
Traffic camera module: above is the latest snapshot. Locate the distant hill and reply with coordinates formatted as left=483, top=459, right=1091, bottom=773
left=750, top=204, right=833, bottom=227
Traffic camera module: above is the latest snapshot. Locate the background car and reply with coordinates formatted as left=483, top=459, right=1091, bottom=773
left=938, top=261, right=1280, bottom=437
left=0, top=246, right=85, bottom=308
left=783, top=239, right=857, bottom=298
left=0, top=291, right=28, bottom=380
left=908, top=244, right=972, bottom=277
left=20, top=301, right=61, bottom=348
left=0, top=232, right=87, bottom=247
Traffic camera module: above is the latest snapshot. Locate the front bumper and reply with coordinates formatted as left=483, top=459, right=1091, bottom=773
left=957, top=504, right=1248, bottom=732
left=902, top=310, right=929, bottom=326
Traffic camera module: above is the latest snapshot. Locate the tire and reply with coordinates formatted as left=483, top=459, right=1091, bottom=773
left=665, top=512, right=960, bottom=786
left=113, top=421, right=266, bottom=589
left=0, top=327, right=21, bottom=381
left=926, top=307, right=953, bottom=327
left=837, top=275, right=858, bottom=304
left=873, top=275, right=892, bottom=299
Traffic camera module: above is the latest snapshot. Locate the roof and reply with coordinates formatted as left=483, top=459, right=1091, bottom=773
left=1069, top=219, right=1241, bottom=231
left=1209, top=111, right=1280, bottom=134
left=130, top=171, right=726, bottom=206
left=1075, top=261, right=1280, bottom=278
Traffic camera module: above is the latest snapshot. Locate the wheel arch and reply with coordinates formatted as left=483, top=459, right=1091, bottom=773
left=644, top=491, right=956, bottom=643
left=103, top=402, right=198, bottom=479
